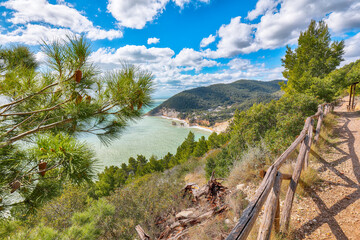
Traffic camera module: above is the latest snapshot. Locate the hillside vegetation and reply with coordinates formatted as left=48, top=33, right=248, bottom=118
left=149, top=79, right=283, bottom=125
left=1, top=20, right=360, bottom=240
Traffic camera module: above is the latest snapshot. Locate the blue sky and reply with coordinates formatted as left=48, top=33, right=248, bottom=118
left=1, top=0, right=360, bottom=97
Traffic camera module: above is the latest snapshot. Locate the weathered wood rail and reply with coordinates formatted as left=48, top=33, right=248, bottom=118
left=226, top=103, right=334, bottom=240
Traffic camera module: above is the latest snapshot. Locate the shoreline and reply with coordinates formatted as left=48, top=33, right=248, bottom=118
left=160, top=116, right=214, bottom=133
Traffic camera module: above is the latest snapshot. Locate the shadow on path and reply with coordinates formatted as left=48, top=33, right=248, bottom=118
left=291, top=109, right=360, bottom=239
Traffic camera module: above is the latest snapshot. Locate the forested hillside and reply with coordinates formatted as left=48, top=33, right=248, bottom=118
left=149, top=79, right=284, bottom=125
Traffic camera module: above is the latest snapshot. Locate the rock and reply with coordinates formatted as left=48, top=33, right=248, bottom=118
left=236, top=183, right=245, bottom=191
left=175, top=210, right=194, bottom=219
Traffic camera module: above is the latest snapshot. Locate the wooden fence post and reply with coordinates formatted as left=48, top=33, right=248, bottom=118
left=352, top=84, right=356, bottom=110
left=304, top=118, right=314, bottom=169
left=274, top=195, right=280, bottom=234
left=257, top=172, right=283, bottom=240
left=313, top=106, right=323, bottom=144
left=348, top=85, right=353, bottom=110
left=225, top=166, right=278, bottom=240
left=280, top=118, right=311, bottom=233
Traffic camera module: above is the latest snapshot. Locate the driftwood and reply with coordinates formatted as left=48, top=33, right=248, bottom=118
left=156, top=174, right=228, bottom=239
left=136, top=225, right=151, bottom=240
left=183, top=171, right=227, bottom=205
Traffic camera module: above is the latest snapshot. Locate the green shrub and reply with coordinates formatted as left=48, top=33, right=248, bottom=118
left=37, top=184, right=89, bottom=230
left=206, top=93, right=319, bottom=179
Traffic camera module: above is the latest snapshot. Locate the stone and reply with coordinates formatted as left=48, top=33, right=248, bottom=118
left=236, top=183, right=245, bottom=191
left=175, top=210, right=194, bottom=219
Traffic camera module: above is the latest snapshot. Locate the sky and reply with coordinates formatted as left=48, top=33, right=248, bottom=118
left=0, top=0, right=360, bottom=98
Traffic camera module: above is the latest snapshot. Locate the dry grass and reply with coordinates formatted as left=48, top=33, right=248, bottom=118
left=184, top=167, right=207, bottom=186
left=226, top=190, right=249, bottom=220
left=183, top=149, right=223, bottom=186
left=279, top=164, right=321, bottom=198
left=297, top=167, right=321, bottom=196
left=226, top=143, right=271, bottom=188
left=187, top=214, right=232, bottom=240
left=312, top=112, right=338, bottom=154
left=279, top=163, right=294, bottom=199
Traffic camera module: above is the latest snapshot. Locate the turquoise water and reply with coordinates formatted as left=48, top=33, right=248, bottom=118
left=79, top=100, right=211, bottom=170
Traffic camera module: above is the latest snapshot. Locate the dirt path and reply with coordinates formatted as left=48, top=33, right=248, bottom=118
left=290, top=97, right=360, bottom=239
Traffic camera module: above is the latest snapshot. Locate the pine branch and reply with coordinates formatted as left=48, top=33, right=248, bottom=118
left=0, top=118, right=73, bottom=148
left=0, top=99, right=70, bottom=116
left=0, top=113, right=35, bottom=138
left=0, top=74, right=74, bottom=110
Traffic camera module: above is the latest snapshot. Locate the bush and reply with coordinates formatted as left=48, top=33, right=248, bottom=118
left=226, top=142, right=271, bottom=188
left=105, top=172, right=192, bottom=239
left=205, top=93, right=319, bottom=179
left=64, top=199, right=116, bottom=240
left=37, top=184, right=89, bottom=230
left=0, top=221, right=59, bottom=240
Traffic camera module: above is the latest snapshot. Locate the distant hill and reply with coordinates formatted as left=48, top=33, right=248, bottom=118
left=149, top=80, right=284, bottom=125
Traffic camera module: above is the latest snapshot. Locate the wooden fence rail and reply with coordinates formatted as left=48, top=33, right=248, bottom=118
left=226, top=102, right=334, bottom=240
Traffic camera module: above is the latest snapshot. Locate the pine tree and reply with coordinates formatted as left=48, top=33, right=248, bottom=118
left=0, top=36, right=153, bottom=211
left=171, top=131, right=196, bottom=166
left=193, top=136, right=208, bottom=157
left=281, top=20, right=344, bottom=100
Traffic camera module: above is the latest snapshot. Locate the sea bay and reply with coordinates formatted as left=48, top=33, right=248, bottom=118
left=79, top=100, right=212, bottom=171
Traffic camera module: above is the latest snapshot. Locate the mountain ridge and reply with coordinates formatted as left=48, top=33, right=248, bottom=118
left=149, top=79, right=285, bottom=126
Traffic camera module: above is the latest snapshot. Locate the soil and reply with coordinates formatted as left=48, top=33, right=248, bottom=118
left=290, top=97, right=360, bottom=240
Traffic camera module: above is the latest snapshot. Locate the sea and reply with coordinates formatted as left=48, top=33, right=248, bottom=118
left=1, top=99, right=212, bottom=216
left=79, top=99, right=212, bottom=171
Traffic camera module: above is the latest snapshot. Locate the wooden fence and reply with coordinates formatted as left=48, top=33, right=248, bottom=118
left=226, top=103, right=334, bottom=240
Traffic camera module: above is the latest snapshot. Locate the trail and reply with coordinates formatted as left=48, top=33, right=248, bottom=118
left=291, top=97, right=360, bottom=239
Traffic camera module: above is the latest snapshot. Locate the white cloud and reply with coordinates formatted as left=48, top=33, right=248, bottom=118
left=147, top=37, right=160, bottom=44
left=343, top=32, right=360, bottom=65
left=247, top=0, right=279, bottom=21
left=204, top=17, right=255, bottom=58
left=228, top=58, right=251, bottom=70
left=107, top=0, right=210, bottom=29
left=326, top=2, right=360, bottom=33
left=0, top=24, right=72, bottom=45
left=89, top=45, right=282, bottom=97
left=200, top=34, right=216, bottom=48
left=90, top=45, right=175, bottom=67
left=254, top=0, right=352, bottom=49
left=34, top=51, right=48, bottom=65
left=3, top=0, right=91, bottom=31
left=173, top=48, right=218, bottom=71
left=1, top=0, right=123, bottom=42
left=173, top=0, right=209, bottom=8
left=202, top=0, right=358, bottom=58
left=107, top=0, right=168, bottom=29
left=86, top=28, right=123, bottom=41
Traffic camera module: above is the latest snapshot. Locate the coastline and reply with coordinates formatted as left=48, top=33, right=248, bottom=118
left=160, top=116, right=214, bottom=133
